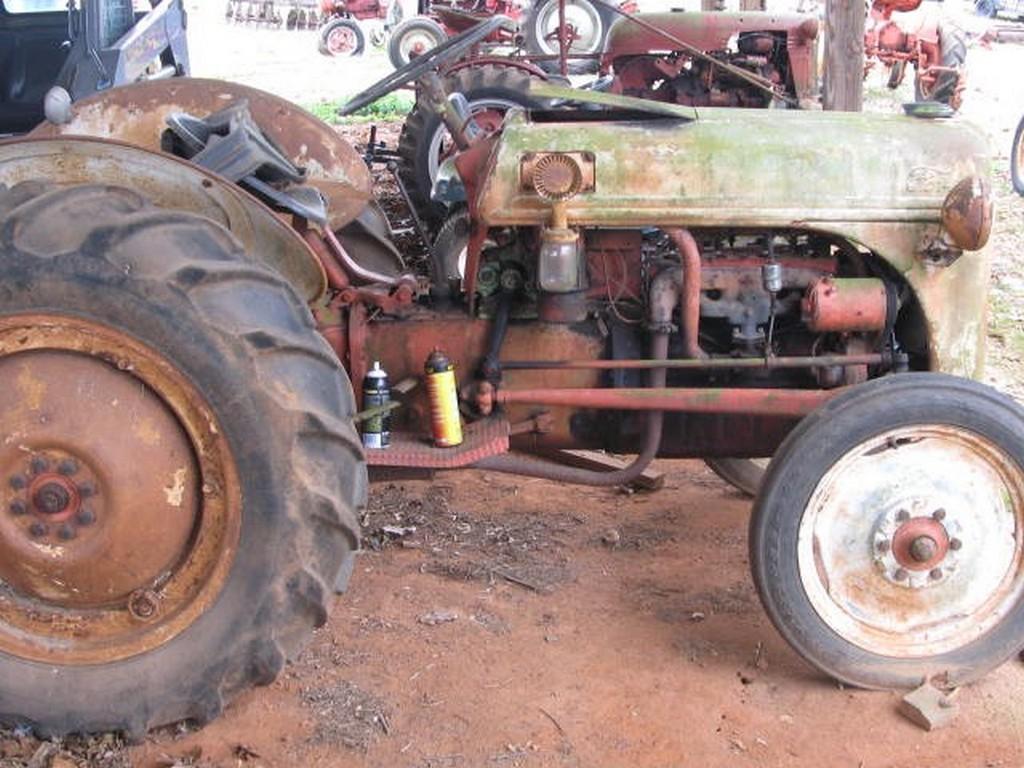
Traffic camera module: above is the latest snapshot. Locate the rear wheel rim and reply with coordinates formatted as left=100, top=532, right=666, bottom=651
left=0, top=315, right=242, bottom=664
left=797, top=424, right=1024, bottom=658
left=537, top=0, right=603, bottom=55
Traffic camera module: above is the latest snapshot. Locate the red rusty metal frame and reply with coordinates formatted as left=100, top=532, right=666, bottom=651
left=496, top=386, right=837, bottom=417
left=499, top=353, right=891, bottom=371
left=364, top=417, right=511, bottom=468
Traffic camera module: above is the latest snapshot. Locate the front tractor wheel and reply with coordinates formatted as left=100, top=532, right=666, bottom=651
left=0, top=182, right=365, bottom=737
left=751, top=374, right=1024, bottom=689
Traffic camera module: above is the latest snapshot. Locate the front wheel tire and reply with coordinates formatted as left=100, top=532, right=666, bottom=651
left=751, top=373, right=1024, bottom=689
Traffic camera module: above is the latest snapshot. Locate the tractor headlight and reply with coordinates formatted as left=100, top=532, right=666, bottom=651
left=941, top=175, right=992, bottom=252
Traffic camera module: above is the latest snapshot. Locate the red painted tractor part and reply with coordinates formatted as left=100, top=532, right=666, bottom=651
left=864, top=0, right=967, bottom=109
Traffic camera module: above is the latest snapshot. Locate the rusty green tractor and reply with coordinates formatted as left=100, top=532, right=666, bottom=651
left=1, top=31, right=1022, bottom=738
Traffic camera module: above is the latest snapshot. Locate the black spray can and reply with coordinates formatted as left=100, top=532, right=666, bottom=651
left=362, top=361, right=391, bottom=449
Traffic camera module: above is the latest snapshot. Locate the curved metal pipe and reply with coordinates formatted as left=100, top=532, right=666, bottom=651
left=473, top=333, right=669, bottom=486
left=651, top=228, right=706, bottom=360
left=323, top=226, right=415, bottom=287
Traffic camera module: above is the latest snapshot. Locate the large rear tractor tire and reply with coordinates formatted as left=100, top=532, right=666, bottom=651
left=914, top=24, right=966, bottom=109
left=0, top=182, right=365, bottom=737
left=751, top=373, right=1024, bottom=689
left=397, top=64, right=546, bottom=228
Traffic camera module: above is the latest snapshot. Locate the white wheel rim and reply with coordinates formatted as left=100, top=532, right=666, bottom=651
left=426, top=97, right=523, bottom=184
left=399, top=29, right=441, bottom=62
left=537, top=0, right=603, bottom=55
left=797, top=424, right=1024, bottom=657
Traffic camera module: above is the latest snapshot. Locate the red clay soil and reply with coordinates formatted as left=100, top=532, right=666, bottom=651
left=130, top=461, right=1024, bottom=768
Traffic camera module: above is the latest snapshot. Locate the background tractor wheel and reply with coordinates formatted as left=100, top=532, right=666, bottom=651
left=705, top=457, right=769, bottom=498
left=397, top=64, right=546, bottom=229
left=388, top=16, right=446, bottom=69
left=1011, top=113, right=1024, bottom=196
left=751, top=373, right=1024, bottom=689
left=318, top=18, right=367, bottom=57
left=914, top=23, right=966, bottom=108
left=523, top=0, right=616, bottom=75
left=0, top=182, right=365, bottom=737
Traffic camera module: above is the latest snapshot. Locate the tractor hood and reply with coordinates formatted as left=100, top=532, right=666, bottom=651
left=476, top=105, right=990, bottom=244
left=602, top=11, right=819, bottom=58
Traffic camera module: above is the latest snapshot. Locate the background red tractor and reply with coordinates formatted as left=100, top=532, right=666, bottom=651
left=317, top=0, right=406, bottom=56
left=864, top=0, right=967, bottom=109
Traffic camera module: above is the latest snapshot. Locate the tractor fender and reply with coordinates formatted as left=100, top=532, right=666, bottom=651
left=27, top=77, right=372, bottom=233
left=0, top=136, right=328, bottom=302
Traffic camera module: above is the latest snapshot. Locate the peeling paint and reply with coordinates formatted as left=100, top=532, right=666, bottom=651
left=164, top=468, right=188, bottom=508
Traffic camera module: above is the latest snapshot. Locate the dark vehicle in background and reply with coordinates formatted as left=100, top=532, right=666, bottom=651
left=0, top=0, right=188, bottom=136
left=975, top=0, right=1024, bottom=19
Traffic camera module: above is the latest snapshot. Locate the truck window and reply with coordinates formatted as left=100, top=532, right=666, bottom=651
left=4, top=0, right=69, bottom=12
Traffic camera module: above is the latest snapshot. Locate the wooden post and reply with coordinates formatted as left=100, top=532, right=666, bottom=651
left=701, top=0, right=723, bottom=10
left=823, top=0, right=865, bottom=111
left=739, top=0, right=766, bottom=9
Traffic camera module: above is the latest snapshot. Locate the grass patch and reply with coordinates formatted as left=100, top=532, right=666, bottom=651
left=305, top=92, right=414, bottom=124
left=990, top=282, right=1024, bottom=357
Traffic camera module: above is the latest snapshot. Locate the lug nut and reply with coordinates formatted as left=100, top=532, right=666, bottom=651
left=9, top=499, right=26, bottom=516
left=896, top=510, right=910, bottom=523
left=128, top=590, right=159, bottom=621
left=29, top=456, right=49, bottom=475
left=949, top=538, right=962, bottom=551
left=58, top=523, right=76, bottom=541
left=76, top=508, right=96, bottom=526
left=894, top=568, right=909, bottom=581
left=929, top=568, right=943, bottom=580
left=57, top=459, right=78, bottom=476
left=876, top=539, right=891, bottom=553
left=9, top=474, right=26, bottom=491
left=29, top=521, right=48, bottom=538
left=77, top=482, right=95, bottom=499
left=932, top=508, right=946, bottom=521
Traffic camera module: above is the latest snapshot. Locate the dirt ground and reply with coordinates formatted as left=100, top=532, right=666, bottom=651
left=3, top=5, right=1024, bottom=768
left=126, top=466, right=1024, bottom=768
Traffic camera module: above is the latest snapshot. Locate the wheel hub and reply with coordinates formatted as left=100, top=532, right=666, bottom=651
left=872, top=504, right=962, bottom=589
left=329, top=27, right=355, bottom=53
left=0, top=315, right=240, bottom=664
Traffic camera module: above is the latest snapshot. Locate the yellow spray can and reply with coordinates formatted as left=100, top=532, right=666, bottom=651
left=425, top=348, right=463, bottom=447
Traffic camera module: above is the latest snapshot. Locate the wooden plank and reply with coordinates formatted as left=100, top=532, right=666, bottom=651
left=823, top=0, right=865, bottom=111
